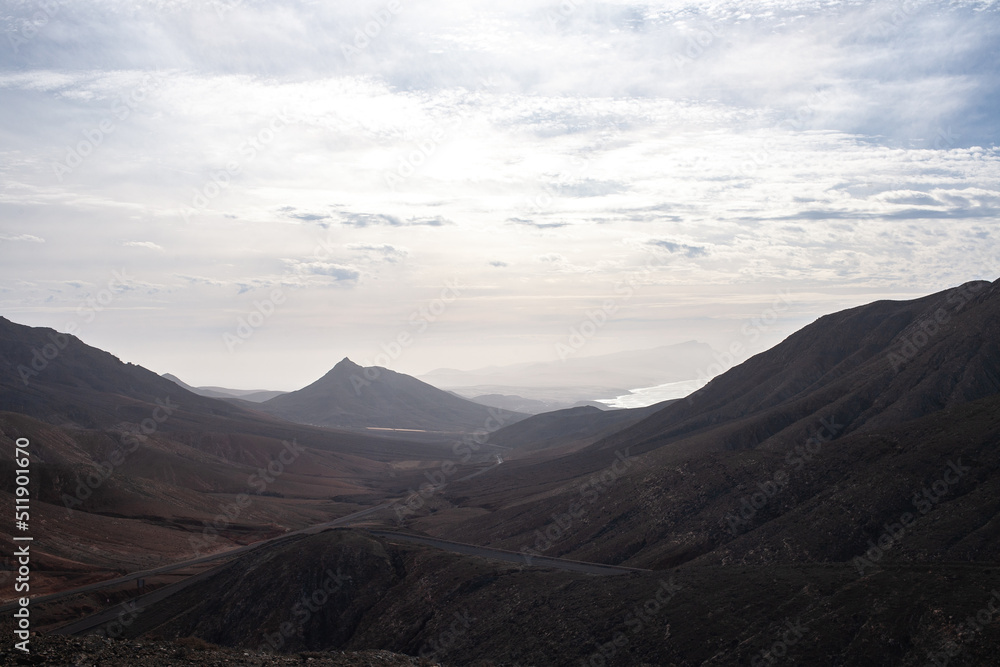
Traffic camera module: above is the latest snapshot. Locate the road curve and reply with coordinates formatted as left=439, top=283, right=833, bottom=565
left=15, top=505, right=648, bottom=636
left=0, top=502, right=393, bottom=614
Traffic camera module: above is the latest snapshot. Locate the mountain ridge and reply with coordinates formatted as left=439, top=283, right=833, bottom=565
left=258, top=357, right=529, bottom=432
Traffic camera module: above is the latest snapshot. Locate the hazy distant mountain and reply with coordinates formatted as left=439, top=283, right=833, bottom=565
left=430, top=279, right=1000, bottom=570
left=421, top=341, right=719, bottom=405
left=161, top=373, right=286, bottom=403
left=467, top=393, right=611, bottom=414
left=258, top=358, right=528, bottom=432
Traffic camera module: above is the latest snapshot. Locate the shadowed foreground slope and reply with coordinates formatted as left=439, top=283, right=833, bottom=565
left=45, top=528, right=1000, bottom=666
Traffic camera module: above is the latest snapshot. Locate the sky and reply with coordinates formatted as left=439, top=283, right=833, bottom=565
left=0, top=0, right=998, bottom=390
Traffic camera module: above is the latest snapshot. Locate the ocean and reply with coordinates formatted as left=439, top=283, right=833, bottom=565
left=596, top=378, right=711, bottom=409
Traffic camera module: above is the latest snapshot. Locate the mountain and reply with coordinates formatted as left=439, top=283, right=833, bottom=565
left=419, top=279, right=1000, bottom=570
left=466, top=393, right=613, bottom=414
left=9, top=281, right=1000, bottom=667
left=0, top=316, right=243, bottom=429
left=54, top=527, right=1000, bottom=666
left=162, top=373, right=286, bottom=403
left=0, top=317, right=483, bottom=596
left=420, top=341, right=719, bottom=405
left=487, top=403, right=668, bottom=455
left=591, top=278, right=1000, bottom=457
left=258, top=358, right=528, bottom=432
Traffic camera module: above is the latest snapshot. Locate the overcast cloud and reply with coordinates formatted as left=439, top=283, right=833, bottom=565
left=0, top=0, right=997, bottom=389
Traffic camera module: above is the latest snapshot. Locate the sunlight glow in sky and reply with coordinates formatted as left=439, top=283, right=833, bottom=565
left=1, top=0, right=998, bottom=389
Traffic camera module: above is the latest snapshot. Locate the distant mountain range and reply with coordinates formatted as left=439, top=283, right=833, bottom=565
left=420, top=340, right=719, bottom=406
left=464, top=392, right=612, bottom=414
left=161, top=374, right=286, bottom=403
left=255, top=357, right=529, bottom=432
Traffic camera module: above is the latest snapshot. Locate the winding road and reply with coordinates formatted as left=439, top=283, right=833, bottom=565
left=6, top=501, right=647, bottom=636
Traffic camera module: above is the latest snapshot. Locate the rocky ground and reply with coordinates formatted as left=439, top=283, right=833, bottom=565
left=0, top=635, right=435, bottom=667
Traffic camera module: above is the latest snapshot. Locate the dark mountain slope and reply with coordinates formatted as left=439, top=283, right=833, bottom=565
left=0, top=316, right=244, bottom=429
left=422, top=279, right=1000, bottom=570
left=0, top=317, right=494, bottom=594
left=591, top=279, right=998, bottom=457
left=62, top=527, right=1000, bottom=667
left=487, top=402, right=668, bottom=455
left=259, top=358, right=528, bottom=431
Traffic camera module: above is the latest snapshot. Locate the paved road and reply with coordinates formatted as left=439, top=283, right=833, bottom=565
left=0, top=502, right=392, bottom=614
left=49, top=557, right=235, bottom=636
left=52, top=529, right=645, bottom=635
left=365, top=530, right=647, bottom=576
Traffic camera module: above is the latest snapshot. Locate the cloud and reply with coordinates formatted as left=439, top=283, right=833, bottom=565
left=647, top=240, right=708, bottom=258
left=123, top=240, right=163, bottom=251
left=507, top=218, right=569, bottom=229
left=550, top=179, right=626, bottom=198
left=347, top=243, right=409, bottom=262
left=1, top=0, right=999, bottom=388
left=289, top=213, right=330, bottom=222
left=283, top=260, right=360, bottom=283
left=0, top=234, right=44, bottom=243
left=337, top=212, right=452, bottom=227
left=278, top=206, right=331, bottom=223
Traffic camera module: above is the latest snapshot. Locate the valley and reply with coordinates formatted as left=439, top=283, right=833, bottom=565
left=1, top=280, right=999, bottom=665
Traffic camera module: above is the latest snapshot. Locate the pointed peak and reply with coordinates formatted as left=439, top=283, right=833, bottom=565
left=332, top=357, right=363, bottom=371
